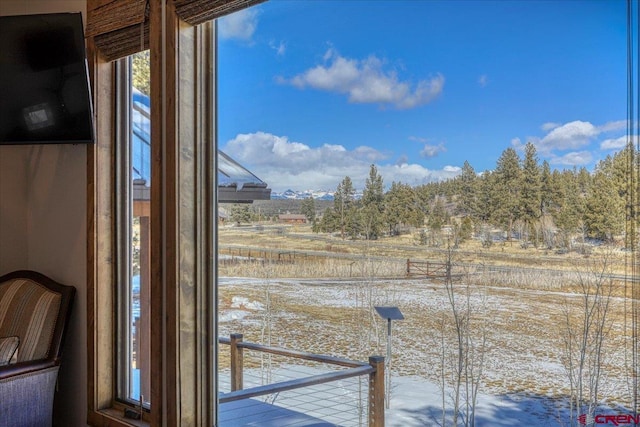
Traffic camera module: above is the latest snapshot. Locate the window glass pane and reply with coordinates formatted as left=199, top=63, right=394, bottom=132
left=131, top=50, right=151, bottom=406
left=120, top=50, right=151, bottom=407
left=216, top=2, right=635, bottom=426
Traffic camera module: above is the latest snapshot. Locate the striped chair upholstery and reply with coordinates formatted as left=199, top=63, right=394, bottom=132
left=0, top=271, right=75, bottom=427
left=0, top=278, right=62, bottom=362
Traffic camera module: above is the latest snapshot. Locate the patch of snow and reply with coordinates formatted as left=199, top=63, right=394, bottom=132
left=231, top=296, right=265, bottom=311
left=219, top=310, right=251, bottom=322
left=218, top=276, right=635, bottom=425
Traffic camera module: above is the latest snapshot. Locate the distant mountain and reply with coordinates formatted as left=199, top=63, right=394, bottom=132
left=270, top=189, right=363, bottom=201
left=271, top=189, right=335, bottom=200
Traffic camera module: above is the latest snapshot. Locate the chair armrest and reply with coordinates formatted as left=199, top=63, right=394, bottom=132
left=0, top=363, right=60, bottom=426
left=0, top=358, right=57, bottom=380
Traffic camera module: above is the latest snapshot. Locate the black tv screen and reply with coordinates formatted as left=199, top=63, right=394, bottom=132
left=0, top=13, right=95, bottom=145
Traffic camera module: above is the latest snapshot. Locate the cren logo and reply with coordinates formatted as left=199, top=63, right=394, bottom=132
left=579, top=413, right=640, bottom=426
left=578, top=414, right=595, bottom=426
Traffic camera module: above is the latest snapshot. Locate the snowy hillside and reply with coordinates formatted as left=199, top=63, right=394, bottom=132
left=270, top=189, right=365, bottom=201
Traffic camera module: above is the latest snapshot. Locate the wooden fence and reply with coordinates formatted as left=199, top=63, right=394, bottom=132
left=218, top=247, right=310, bottom=265
left=406, top=259, right=451, bottom=279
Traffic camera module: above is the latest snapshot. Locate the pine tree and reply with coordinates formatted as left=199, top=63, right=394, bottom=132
left=617, top=143, right=638, bottom=249
left=334, top=176, right=356, bottom=239
left=383, top=182, right=424, bottom=235
left=300, top=197, right=316, bottom=224
left=611, top=145, right=636, bottom=237
left=132, top=51, right=151, bottom=95
left=606, top=147, right=632, bottom=244
left=475, top=170, right=496, bottom=224
left=457, top=160, right=478, bottom=218
left=577, top=166, right=591, bottom=195
left=540, top=160, right=563, bottom=218
left=316, top=207, right=338, bottom=233
left=361, top=164, right=384, bottom=240
left=584, top=156, right=624, bottom=241
left=520, top=143, right=541, bottom=224
left=429, top=196, right=448, bottom=231
left=230, top=204, right=252, bottom=225
left=554, top=169, right=585, bottom=248
left=460, top=216, right=473, bottom=241
left=493, top=147, right=522, bottom=240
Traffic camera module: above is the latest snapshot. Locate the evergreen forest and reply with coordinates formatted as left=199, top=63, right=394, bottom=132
left=308, top=142, right=637, bottom=250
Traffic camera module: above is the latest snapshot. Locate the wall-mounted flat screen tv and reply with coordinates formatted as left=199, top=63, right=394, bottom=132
left=0, top=12, right=95, bottom=145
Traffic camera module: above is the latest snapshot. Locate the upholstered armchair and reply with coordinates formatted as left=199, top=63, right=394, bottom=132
left=0, top=270, right=75, bottom=427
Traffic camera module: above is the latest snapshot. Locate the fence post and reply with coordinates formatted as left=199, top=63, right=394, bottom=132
left=369, top=355, right=385, bottom=427
left=230, top=333, right=244, bottom=391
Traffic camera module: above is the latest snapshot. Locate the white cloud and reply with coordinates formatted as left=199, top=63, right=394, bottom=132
left=283, top=48, right=444, bottom=109
left=478, top=74, right=488, bottom=88
left=541, top=122, right=561, bottom=132
left=549, top=151, right=593, bottom=166
left=538, top=120, right=599, bottom=153
left=396, top=154, right=409, bottom=165
left=536, top=120, right=628, bottom=155
left=409, top=135, right=429, bottom=143
left=600, top=120, right=627, bottom=133
left=512, top=119, right=628, bottom=167
left=600, top=134, right=638, bottom=150
left=377, top=163, right=460, bottom=187
left=219, top=8, right=258, bottom=41
left=443, top=165, right=462, bottom=173
left=420, top=143, right=446, bottom=158
left=600, top=136, right=628, bottom=150
left=223, top=131, right=459, bottom=191
left=353, top=145, right=388, bottom=162
left=532, top=120, right=627, bottom=156
left=269, top=40, right=286, bottom=56
left=510, top=137, right=523, bottom=149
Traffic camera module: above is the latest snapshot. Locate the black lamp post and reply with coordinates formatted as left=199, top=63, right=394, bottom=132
left=374, top=306, right=404, bottom=408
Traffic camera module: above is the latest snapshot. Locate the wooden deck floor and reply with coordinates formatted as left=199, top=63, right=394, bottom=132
left=220, top=398, right=340, bottom=427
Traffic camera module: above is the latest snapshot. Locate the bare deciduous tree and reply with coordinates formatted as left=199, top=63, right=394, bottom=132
left=437, top=246, right=488, bottom=427
left=560, top=249, right=616, bottom=426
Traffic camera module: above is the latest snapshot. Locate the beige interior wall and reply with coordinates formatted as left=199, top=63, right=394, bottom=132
left=0, top=0, right=86, bottom=20
left=0, top=147, right=28, bottom=272
left=0, top=2, right=88, bottom=426
left=26, top=145, right=88, bottom=427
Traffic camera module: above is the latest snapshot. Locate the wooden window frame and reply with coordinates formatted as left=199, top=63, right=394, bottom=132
left=87, top=2, right=216, bottom=425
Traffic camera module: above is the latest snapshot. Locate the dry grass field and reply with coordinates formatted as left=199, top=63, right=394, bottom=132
left=218, top=223, right=638, bottom=410
left=219, top=223, right=630, bottom=272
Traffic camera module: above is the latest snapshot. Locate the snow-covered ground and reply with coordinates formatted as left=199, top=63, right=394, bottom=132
left=386, top=376, right=568, bottom=427
left=218, top=277, right=635, bottom=426
left=219, top=368, right=574, bottom=426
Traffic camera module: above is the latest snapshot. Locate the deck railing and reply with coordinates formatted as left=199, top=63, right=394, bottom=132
left=218, top=334, right=385, bottom=427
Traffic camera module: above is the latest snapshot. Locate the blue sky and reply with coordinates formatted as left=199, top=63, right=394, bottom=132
left=218, top=0, right=629, bottom=193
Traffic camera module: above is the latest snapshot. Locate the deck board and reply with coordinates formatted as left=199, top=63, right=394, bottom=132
left=219, top=398, right=340, bottom=427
